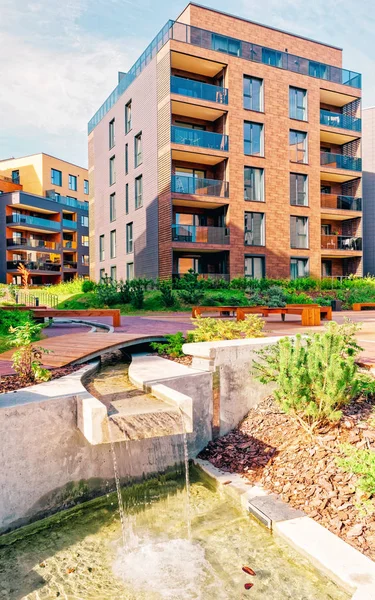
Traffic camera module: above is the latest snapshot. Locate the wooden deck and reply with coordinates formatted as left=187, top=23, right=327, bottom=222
left=0, top=332, right=167, bottom=368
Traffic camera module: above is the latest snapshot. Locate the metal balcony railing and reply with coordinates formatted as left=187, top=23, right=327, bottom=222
left=172, top=224, right=230, bottom=244
left=62, top=219, right=77, bottom=229
left=63, top=261, right=78, bottom=269
left=171, top=126, right=228, bottom=151
left=321, top=235, right=362, bottom=251
left=321, top=194, right=362, bottom=211
left=320, top=110, right=361, bottom=132
left=6, top=214, right=60, bottom=230
left=7, top=260, right=61, bottom=271
left=170, top=75, right=228, bottom=104
left=320, top=152, right=362, bottom=172
left=6, top=238, right=60, bottom=250
left=171, top=174, right=229, bottom=197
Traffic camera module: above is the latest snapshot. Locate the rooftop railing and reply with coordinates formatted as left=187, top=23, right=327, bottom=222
left=171, top=126, right=229, bottom=151
left=320, top=110, right=361, bottom=132
left=46, top=192, right=89, bottom=211
left=320, top=152, right=362, bottom=172
left=170, top=75, right=228, bottom=104
left=171, top=174, right=229, bottom=197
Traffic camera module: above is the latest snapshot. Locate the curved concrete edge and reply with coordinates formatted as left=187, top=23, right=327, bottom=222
left=194, top=459, right=375, bottom=599
left=51, top=318, right=114, bottom=333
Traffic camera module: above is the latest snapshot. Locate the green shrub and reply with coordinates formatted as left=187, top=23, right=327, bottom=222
left=8, top=321, right=51, bottom=383
left=285, top=277, right=319, bottom=291
left=314, top=296, right=333, bottom=306
left=0, top=310, right=32, bottom=336
left=247, top=285, right=287, bottom=308
left=151, top=332, right=185, bottom=357
left=254, top=320, right=363, bottom=432
left=95, top=280, right=119, bottom=307
left=158, top=280, right=176, bottom=307
left=284, top=291, right=312, bottom=304
left=203, top=293, right=244, bottom=306
left=118, top=279, right=132, bottom=304
left=189, top=314, right=265, bottom=342
left=338, top=444, right=375, bottom=496
left=82, top=280, right=96, bottom=293
left=130, top=280, right=144, bottom=309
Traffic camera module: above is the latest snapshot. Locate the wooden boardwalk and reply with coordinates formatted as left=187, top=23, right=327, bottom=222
left=0, top=332, right=166, bottom=368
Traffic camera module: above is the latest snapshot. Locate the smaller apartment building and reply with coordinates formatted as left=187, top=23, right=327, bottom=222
left=0, top=154, right=89, bottom=284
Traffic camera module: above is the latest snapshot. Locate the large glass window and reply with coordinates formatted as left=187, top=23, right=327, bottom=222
left=81, top=216, right=89, bottom=227
left=291, top=258, right=309, bottom=279
left=68, top=174, right=77, bottom=191
left=125, top=101, right=132, bottom=134
left=244, top=122, right=264, bottom=157
left=125, top=144, right=129, bottom=175
left=126, top=223, right=133, bottom=253
left=212, top=34, right=241, bottom=56
left=109, top=155, right=116, bottom=185
left=127, top=262, right=134, bottom=280
left=289, top=87, right=307, bottom=121
left=84, top=179, right=89, bottom=195
left=125, top=183, right=129, bottom=214
left=110, top=192, right=116, bottom=222
left=99, top=235, right=105, bottom=261
left=82, top=255, right=89, bottom=267
left=109, top=118, right=115, bottom=149
left=100, top=268, right=105, bottom=281
left=243, top=76, right=263, bottom=112
left=289, top=130, right=308, bottom=163
left=290, top=216, right=309, bottom=248
left=110, top=230, right=116, bottom=259
left=244, top=167, right=264, bottom=202
left=262, top=48, right=282, bottom=67
left=135, top=175, right=143, bottom=209
left=244, top=212, right=265, bottom=246
left=290, top=173, right=308, bottom=206
left=51, top=168, right=62, bottom=186
left=135, top=132, right=142, bottom=167
left=81, top=235, right=89, bottom=246
left=245, top=255, right=265, bottom=279
left=110, top=265, right=117, bottom=281
left=11, top=170, right=20, bottom=184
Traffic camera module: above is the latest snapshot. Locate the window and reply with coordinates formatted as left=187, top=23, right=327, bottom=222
left=51, top=168, right=62, bottom=186
left=290, top=173, right=308, bottom=206
left=81, top=235, right=89, bottom=246
left=68, top=174, right=77, bottom=191
left=110, top=230, right=116, bottom=259
left=82, top=255, right=89, bottom=267
left=244, top=122, right=264, bottom=157
left=290, top=216, right=309, bottom=249
left=110, top=266, right=117, bottom=281
left=67, top=196, right=77, bottom=203
left=245, top=256, right=265, bottom=279
left=54, top=192, right=61, bottom=201
left=125, top=144, right=129, bottom=174
left=100, top=268, right=105, bottom=281
left=125, top=183, right=129, bottom=214
left=81, top=215, right=89, bottom=227
left=84, top=179, right=89, bottom=195
left=127, top=262, right=134, bottom=280
left=125, top=101, right=132, bottom=133
left=244, top=212, right=265, bottom=246
left=212, top=34, right=241, bottom=56
left=243, top=76, right=263, bottom=112
left=99, top=235, right=105, bottom=261
left=262, top=48, right=282, bottom=67
left=135, top=175, right=143, bottom=209
left=134, top=132, right=142, bottom=167
left=109, top=155, right=116, bottom=185
left=109, top=118, right=115, bottom=149
left=110, top=192, right=116, bottom=222
left=289, top=87, right=307, bottom=121
left=11, top=170, right=20, bottom=184
left=289, top=130, right=308, bottom=163
left=321, top=224, right=331, bottom=235
left=291, top=258, right=309, bottom=279
left=244, top=167, right=264, bottom=202
left=126, top=222, right=133, bottom=253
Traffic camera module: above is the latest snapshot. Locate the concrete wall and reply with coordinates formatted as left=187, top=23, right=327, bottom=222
left=363, top=107, right=375, bottom=275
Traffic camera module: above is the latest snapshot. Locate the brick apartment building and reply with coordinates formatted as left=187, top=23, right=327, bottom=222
left=88, top=3, right=362, bottom=282
left=0, top=154, right=90, bottom=285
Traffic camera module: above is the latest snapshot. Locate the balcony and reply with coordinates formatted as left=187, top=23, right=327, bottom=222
left=171, top=126, right=229, bottom=151
left=62, top=219, right=77, bottom=230
left=320, top=110, right=361, bottom=132
left=63, top=261, right=78, bottom=269
left=321, top=235, right=362, bottom=251
left=46, top=192, right=89, bottom=211
left=63, top=240, right=77, bottom=249
left=321, top=194, right=362, bottom=212
left=173, top=272, right=229, bottom=281
left=170, top=75, right=228, bottom=104
left=7, top=260, right=61, bottom=272
left=172, top=224, right=230, bottom=244
left=6, top=214, right=60, bottom=231
left=6, top=238, right=60, bottom=251
left=171, top=175, right=229, bottom=198
left=320, top=152, right=362, bottom=172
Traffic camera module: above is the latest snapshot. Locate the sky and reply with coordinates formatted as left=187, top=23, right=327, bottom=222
left=0, top=0, right=374, bottom=169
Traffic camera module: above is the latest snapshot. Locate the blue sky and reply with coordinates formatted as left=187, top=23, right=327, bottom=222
left=0, top=0, right=374, bottom=169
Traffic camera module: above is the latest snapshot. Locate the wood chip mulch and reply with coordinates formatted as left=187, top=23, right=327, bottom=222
left=199, top=396, right=375, bottom=561
left=151, top=353, right=193, bottom=366
left=0, top=364, right=87, bottom=394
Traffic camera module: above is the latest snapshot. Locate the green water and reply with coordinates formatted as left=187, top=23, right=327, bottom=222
left=0, top=469, right=349, bottom=600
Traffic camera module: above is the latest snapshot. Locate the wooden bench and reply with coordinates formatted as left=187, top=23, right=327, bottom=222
left=31, top=309, right=121, bottom=328
left=0, top=305, right=48, bottom=310
left=352, top=303, right=375, bottom=311
left=286, top=304, right=332, bottom=321
left=192, top=306, right=239, bottom=318
left=237, top=305, right=322, bottom=327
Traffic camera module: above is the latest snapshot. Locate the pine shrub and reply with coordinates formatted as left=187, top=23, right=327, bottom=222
left=189, top=314, right=265, bottom=342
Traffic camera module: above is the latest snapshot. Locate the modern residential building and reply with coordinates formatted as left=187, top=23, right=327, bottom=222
left=0, top=154, right=90, bottom=284
left=88, top=3, right=362, bottom=282
left=363, top=107, right=375, bottom=275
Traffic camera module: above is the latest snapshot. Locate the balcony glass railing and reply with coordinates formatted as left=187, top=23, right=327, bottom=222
left=6, top=214, right=60, bottom=230
left=321, top=194, right=362, bottom=211
left=320, top=152, right=362, bottom=172
left=88, top=20, right=361, bottom=133
left=173, top=271, right=229, bottom=281
left=171, top=126, right=229, bottom=151
left=45, top=192, right=89, bottom=211
left=320, top=110, right=361, bottom=132
left=321, top=235, right=362, bottom=251
left=170, top=75, right=228, bottom=104
left=63, top=240, right=77, bottom=249
left=6, top=260, right=61, bottom=272
left=6, top=238, right=60, bottom=250
left=63, top=261, right=78, bottom=269
left=62, top=219, right=77, bottom=229
left=172, top=224, right=230, bottom=244
left=171, top=174, right=229, bottom=197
